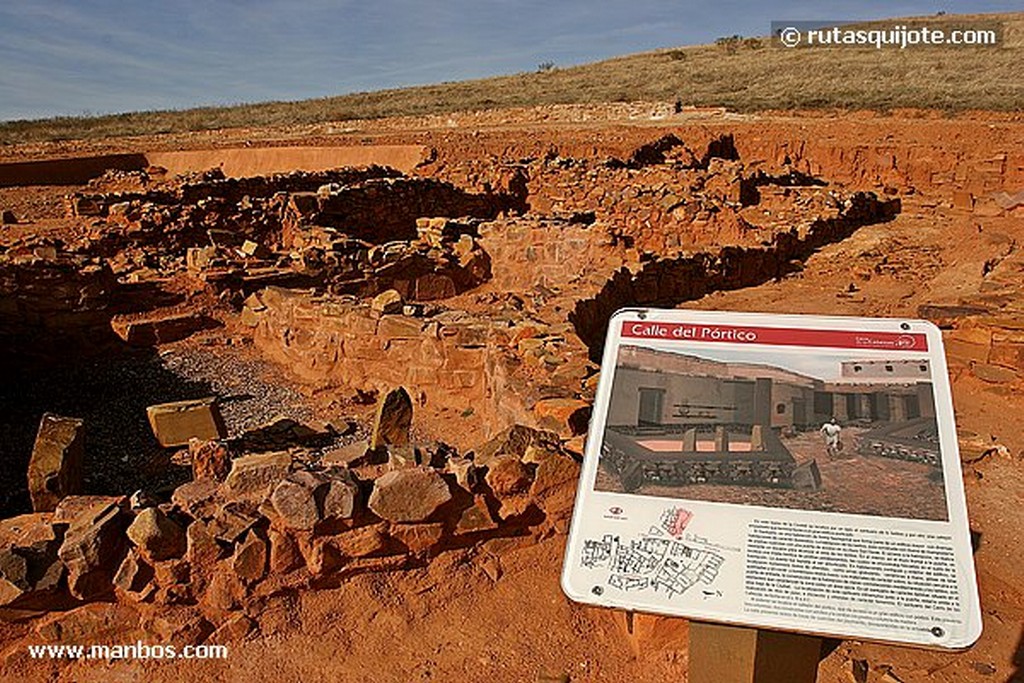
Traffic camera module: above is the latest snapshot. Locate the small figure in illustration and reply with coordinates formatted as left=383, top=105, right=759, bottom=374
left=820, top=417, right=843, bottom=458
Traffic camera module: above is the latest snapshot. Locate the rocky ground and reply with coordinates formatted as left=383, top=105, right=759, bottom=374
left=0, top=104, right=1022, bottom=682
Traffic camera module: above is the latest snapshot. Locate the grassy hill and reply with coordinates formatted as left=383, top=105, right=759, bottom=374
left=1, top=12, right=1020, bottom=145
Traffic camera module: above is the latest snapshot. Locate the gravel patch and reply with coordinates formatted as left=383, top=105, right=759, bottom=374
left=160, top=346, right=317, bottom=437
left=0, top=345, right=343, bottom=517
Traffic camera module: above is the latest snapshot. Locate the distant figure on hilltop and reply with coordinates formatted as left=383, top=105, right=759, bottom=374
left=820, top=417, right=842, bottom=458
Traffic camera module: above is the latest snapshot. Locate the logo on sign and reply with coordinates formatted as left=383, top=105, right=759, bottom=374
left=604, top=506, right=627, bottom=521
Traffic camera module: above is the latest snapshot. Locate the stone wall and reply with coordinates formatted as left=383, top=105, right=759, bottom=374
left=433, top=136, right=870, bottom=256
left=418, top=120, right=1024, bottom=211
left=522, top=160, right=753, bottom=252
left=475, top=216, right=630, bottom=295
left=67, top=166, right=402, bottom=218
left=925, top=244, right=1024, bottom=387
left=0, top=255, right=119, bottom=366
left=250, top=287, right=535, bottom=435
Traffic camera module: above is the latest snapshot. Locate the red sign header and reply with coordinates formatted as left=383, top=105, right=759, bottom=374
left=621, top=321, right=928, bottom=351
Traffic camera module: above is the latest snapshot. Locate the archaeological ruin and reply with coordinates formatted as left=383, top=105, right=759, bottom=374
left=0, top=109, right=1022, bottom=678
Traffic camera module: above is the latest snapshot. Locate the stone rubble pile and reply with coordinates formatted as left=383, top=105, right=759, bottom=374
left=1, top=387, right=579, bottom=647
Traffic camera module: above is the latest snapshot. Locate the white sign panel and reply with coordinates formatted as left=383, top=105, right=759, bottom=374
left=561, top=308, right=981, bottom=649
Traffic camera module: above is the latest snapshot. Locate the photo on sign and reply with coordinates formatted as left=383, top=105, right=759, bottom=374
left=595, top=344, right=948, bottom=521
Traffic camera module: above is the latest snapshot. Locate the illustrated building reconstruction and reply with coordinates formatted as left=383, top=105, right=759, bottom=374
left=599, top=346, right=940, bottom=492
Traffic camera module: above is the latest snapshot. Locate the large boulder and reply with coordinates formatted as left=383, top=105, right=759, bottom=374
left=27, top=414, right=85, bottom=512
left=368, top=467, right=451, bottom=523
left=56, top=498, right=129, bottom=601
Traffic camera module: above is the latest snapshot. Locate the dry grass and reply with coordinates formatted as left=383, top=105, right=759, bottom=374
left=1, top=12, right=1021, bottom=145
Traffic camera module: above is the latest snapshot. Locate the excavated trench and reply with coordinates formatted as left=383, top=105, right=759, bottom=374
left=1, top=353, right=209, bottom=514
left=570, top=192, right=902, bottom=360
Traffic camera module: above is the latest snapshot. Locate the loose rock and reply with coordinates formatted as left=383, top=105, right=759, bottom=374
left=371, top=289, right=404, bottom=315
left=321, top=468, right=359, bottom=520
left=27, top=414, right=84, bottom=512
left=370, top=387, right=413, bottom=451
left=485, top=455, right=533, bottom=497
left=0, top=513, right=65, bottom=617
left=232, top=530, right=267, bottom=584
left=224, top=451, right=292, bottom=497
left=270, top=471, right=325, bottom=530
left=368, top=467, right=451, bottom=523
left=113, top=550, right=155, bottom=602
left=189, top=438, right=231, bottom=482
left=146, top=398, right=227, bottom=448
left=125, top=507, right=186, bottom=561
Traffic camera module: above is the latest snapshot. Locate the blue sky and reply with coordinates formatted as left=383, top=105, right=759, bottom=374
left=0, top=1, right=1018, bottom=121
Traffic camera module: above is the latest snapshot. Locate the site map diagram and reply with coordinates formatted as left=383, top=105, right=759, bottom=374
left=581, top=507, right=724, bottom=598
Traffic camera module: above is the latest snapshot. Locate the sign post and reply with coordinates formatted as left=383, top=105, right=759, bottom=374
left=688, top=622, right=821, bottom=683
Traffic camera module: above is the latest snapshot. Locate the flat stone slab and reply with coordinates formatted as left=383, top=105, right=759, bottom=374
left=146, top=398, right=226, bottom=448
left=111, top=312, right=216, bottom=346
left=370, top=387, right=413, bottom=450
